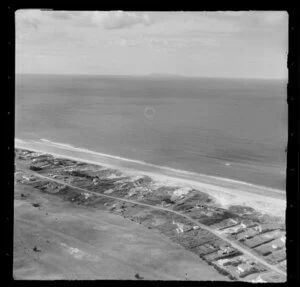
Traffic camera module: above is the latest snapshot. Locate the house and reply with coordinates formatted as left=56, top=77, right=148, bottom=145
left=104, top=189, right=114, bottom=194
left=217, top=258, right=230, bottom=266
left=240, top=220, right=256, bottom=228
left=201, top=210, right=213, bottom=216
left=193, top=225, right=200, bottom=230
left=251, top=275, right=266, bottom=283
left=22, top=175, right=35, bottom=181
left=237, top=263, right=253, bottom=274
left=173, top=221, right=192, bottom=233
left=236, top=228, right=259, bottom=241
left=217, top=246, right=234, bottom=256
left=240, top=223, right=246, bottom=229
left=222, top=223, right=246, bottom=234
left=254, top=225, right=262, bottom=233
left=81, top=193, right=92, bottom=200
left=280, top=236, right=286, bottom=244
left=127, top=190, right=137, bottom=197
left=176, top=223, right=184, bottom=233
left=217, top=256, right=246, bottom=267
left=270, top=238, right=285, bottom=249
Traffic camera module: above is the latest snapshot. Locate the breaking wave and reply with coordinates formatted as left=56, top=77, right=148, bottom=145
left=13, top=137, right=285, bottom=194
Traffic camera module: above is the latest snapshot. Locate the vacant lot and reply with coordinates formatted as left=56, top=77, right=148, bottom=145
left=14, top=182, right=228, bottom=281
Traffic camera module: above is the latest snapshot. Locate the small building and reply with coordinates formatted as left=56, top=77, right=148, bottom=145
left=217, top=258, right=230, bottom=266
left=217, top=246, right=234, bottom=256
left=163, top=202, right=171, bottom=207
left=104, top=189, right=114, bottom=194
left=240, top=220, right=256, bottom=228
left=22, top=175, right=35, bottom=181
left=270, top=238, right=285, bottom=249
left=254, top=224, right=262, bottom=233
left=236, top=228, right=259, bottom=241
left=251, top=275, right=267, bottom=283
left=237, top=263, right=253, bottom=274
left=222, top=223, right=245, bottom=234
left=240, top=223, right=246, bottom=229
left=173, top=221, right=191, bottom=233
left=81, top=193, right=92, bottom=200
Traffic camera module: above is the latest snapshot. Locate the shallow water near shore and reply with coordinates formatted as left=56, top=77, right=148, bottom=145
left=15, top=74, right=287, bottom=190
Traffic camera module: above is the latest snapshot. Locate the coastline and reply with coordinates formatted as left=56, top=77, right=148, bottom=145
left=15, top=139, right=286, bottom=219
left=14, top=147, right=287, bottom=281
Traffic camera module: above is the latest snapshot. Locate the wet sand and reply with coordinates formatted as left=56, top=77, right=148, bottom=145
left=15, top=140, right=286, bottom=218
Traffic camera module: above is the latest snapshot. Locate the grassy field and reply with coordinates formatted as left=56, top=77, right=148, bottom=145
left=14, top=182, right=228, bottom=281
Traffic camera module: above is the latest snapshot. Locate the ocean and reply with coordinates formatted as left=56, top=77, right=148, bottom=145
left=15, top=74, right=287, bottom=190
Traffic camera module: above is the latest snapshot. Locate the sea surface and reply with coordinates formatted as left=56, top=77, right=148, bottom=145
left=15, top=74, right=287, bottom=190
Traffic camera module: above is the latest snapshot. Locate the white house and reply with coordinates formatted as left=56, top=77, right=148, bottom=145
left=254, top=225, right=262, bottom=233
left=237, top=263, right=252, bottom=273
left=251, top=275, right=266, bottom=283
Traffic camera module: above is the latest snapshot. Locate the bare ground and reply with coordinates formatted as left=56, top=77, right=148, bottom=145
left=14, top=183, right=228, bottom=281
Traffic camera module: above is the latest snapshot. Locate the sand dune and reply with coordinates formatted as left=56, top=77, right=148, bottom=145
left=15, top=140, right=286, bottom=219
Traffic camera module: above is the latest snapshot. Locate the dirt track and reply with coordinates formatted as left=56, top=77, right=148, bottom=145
left=14, top=183, right=228, bottom=280
left=31, top=172, right=286, bottom=277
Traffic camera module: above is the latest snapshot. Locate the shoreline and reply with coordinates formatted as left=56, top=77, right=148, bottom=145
left=15, top=138, right=285, bottom=194
left=14, top=148, right=287, bottom=281
left=15, top=141, right=286, bottom=218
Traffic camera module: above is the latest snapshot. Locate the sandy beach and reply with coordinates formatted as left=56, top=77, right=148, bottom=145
left=14, top=147, right=287, bottom=281
left=14, top=11, right=288, bottom=282
left=15, top=139, right=286, bottom=219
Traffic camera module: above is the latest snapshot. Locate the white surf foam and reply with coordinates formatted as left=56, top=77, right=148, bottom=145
left=15, top=137, right=285, bottom=194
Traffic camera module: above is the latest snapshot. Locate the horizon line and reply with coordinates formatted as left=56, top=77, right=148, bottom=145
left=15, top=72, right=288, bottom=81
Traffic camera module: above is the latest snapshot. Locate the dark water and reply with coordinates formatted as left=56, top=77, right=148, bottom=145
left=15, top=74, right=287, bottom=190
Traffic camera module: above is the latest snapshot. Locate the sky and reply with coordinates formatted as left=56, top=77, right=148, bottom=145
left=15, top=10, right=288, bottom=79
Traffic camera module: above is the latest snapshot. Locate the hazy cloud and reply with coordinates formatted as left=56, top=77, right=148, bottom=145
left=107, top=38, right=140, bottom=47
left=15, top=11, right=287, bottom=79
left=262, top=11, right=287, bottom=25
left=16, top=10, right=42, bottom=29
left=45, top=11, right=75, bottom=20
left=91, top=11, right=151, bottom=29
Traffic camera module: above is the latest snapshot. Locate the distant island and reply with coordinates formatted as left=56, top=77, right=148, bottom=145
left=147, top=73, right=188, bottom=78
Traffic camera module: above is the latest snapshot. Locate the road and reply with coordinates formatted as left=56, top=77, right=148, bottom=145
left=26, top=171, right=286, bottom=277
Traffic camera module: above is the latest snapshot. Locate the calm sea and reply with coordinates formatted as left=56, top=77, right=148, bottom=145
left=15, top=74, right=287, bottom=190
